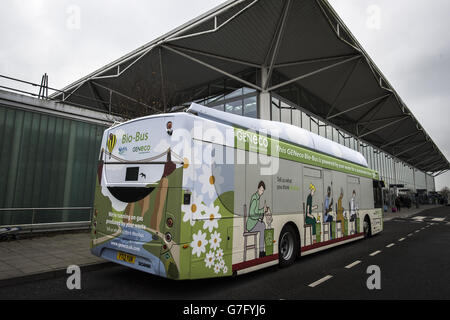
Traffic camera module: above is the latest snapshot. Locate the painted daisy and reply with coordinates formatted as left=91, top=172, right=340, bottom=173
left=190, top=230, right=207, bottom=258
left=215, top=248, right=224, bottom=261
left=209, top=231, right=222, bottom=250
left=204, top=250, right=215, bottom=269
left=218, top=259, right=225, bottom=270
left=182, top=193, right=205, bottom=226
left=223, top=266, right=228, bottom=274
left=202, top=204, right=221, bottom=232
left=198, top=165, right=224, bottom=199
left=214, top=263, right=221, bottom=274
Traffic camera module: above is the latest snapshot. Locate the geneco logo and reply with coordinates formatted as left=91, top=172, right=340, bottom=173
left=107, top=133, right=117, bottom=153
left=235, top=129, right=269, bottom=151
left=118, top=146, right=127, bottom=155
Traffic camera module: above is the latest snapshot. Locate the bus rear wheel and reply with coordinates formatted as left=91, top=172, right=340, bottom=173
left=278, top=224, right=299, bottom=268
left=363, top=216, right=372, bottom=238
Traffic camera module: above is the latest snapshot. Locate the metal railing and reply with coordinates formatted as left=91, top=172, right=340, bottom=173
left=0, top=207, right=93, bottom=235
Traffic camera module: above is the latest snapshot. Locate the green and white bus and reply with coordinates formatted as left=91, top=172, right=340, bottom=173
left=91, top=103, right=383, bottom=279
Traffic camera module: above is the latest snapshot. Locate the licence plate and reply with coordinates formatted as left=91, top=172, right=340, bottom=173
left=116, top=252, right=136, bottom=264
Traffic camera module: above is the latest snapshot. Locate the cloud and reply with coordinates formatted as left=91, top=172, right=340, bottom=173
left=1, top=0, right=449, bottom=188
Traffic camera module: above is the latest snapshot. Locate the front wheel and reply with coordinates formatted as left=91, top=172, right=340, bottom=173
left=278, top=224, right=299, bottom=268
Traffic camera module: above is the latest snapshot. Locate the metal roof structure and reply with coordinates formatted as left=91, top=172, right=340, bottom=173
left=51, top=0, right=449, bottom=175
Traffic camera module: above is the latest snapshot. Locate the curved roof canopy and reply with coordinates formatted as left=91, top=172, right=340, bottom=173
left=52, top=0, right=449, bottom=174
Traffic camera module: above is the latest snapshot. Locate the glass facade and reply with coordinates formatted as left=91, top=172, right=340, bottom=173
left=267, top=94, right=434, bottom=195
left=192, top=87, right=434, bottom=196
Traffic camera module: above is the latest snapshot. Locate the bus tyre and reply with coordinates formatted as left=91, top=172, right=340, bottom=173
left=278, top=224, right=299, bottom=268
left=363, top=216, right=372, bottom=238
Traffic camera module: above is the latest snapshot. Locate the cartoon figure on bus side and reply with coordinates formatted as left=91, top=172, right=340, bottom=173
left=247, top=181, right=270, bottom=258
left=336, top=187, right=346, bottom=236
left=349, top=190, right=358, bottom=234
left=323, top=186, right=334, bottom=239
left=305, top=184, right=319, bottom=242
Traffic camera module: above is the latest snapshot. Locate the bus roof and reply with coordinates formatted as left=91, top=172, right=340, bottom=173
left=187, top=103, right=369, bottom=168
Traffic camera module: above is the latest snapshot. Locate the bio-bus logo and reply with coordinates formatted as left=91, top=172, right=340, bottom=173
left=122, top=131, right=149, bottom=144
left=107, top=134, right=117, bottom=153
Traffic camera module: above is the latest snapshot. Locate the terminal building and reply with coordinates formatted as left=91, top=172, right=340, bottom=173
left=1, top=0, right=448, bottom=228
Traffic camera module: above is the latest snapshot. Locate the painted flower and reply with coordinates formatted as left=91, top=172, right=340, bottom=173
left=209, top=231, right=222, bottom=250
left=182, top=193, right=205, bottom=226
left=218, top=259, right=225, bottom=270
left=204, top=250, right=215, bottom=269
left=223, top=266, right=228, bottom=274
left=215, top=248, right=224, bottom=261
left=202, top=204, right=221, bottom=232
left=214, top=263, right=221, bottom=274
left=198, top=165, right=224, bottom=199
left=190, top=230, right=207, bottom=258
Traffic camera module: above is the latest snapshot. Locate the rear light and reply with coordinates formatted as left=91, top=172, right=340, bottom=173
left=97, top=160, right=104, bottom=184
left=166, top=121, right=173, bottom=135
left=165, top=232, right=172, bottom=242
left=166, top=218, right=173, bottom=228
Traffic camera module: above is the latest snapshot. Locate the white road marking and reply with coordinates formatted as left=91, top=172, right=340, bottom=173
left=370, top=250, right=381, bottom=256
left=345, top=260, right=362, bottom=269
left=407, top=233, right=413, bottom=237
left=431, top=218, right=445, bottom=222
left=398, top=238, right=405, bottom=242
left=308, top=275, right=333, bottom=288
left=413, top=216, right=426, bottom=221
left=415, top=230, right=420, bottom=233
left=386, top=243, right=395, bottom=248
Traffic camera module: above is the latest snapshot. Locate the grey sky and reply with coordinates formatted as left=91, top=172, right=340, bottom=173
left=1, top=0, right=449, bottom=190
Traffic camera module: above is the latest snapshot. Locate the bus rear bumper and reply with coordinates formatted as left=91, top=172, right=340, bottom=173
left=90, top=233, right=168, bottom=278
left=94, top=247, right=167, bottom=278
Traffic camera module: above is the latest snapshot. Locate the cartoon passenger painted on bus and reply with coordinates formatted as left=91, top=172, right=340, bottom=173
left=337, top=187, right=346, bottom=236
left=247, top=181, right=270, bottom=258
left=349, top=190, right=358, bottom=234
left=324, top=186, right=334, bottom=239
left=305, top=184, right=319, bottom=242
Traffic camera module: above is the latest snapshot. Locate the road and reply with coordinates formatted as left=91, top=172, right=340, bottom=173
left=1, top=206, right=449, bottom=300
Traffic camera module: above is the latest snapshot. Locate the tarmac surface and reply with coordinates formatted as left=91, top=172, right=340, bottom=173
left=0, top=204, right=448, bottom=299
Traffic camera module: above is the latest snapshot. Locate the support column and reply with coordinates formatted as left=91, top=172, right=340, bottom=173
left=259, top=67, right=271, bottom=120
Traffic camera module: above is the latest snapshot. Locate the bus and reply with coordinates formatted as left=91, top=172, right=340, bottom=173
left=91, top=103, right=383, bottom=279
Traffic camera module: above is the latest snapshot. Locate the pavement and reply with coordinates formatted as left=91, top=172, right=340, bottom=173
left=382, top=204, right=442, bottom=222
left=0, top=204, right=443, bottom=288
left=0, top=231, right=106, bottom=287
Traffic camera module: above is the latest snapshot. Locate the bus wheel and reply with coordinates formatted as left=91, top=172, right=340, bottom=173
left=363, top=216, right=372, bottom=238
left=278, top=224, right=299, bottom=268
